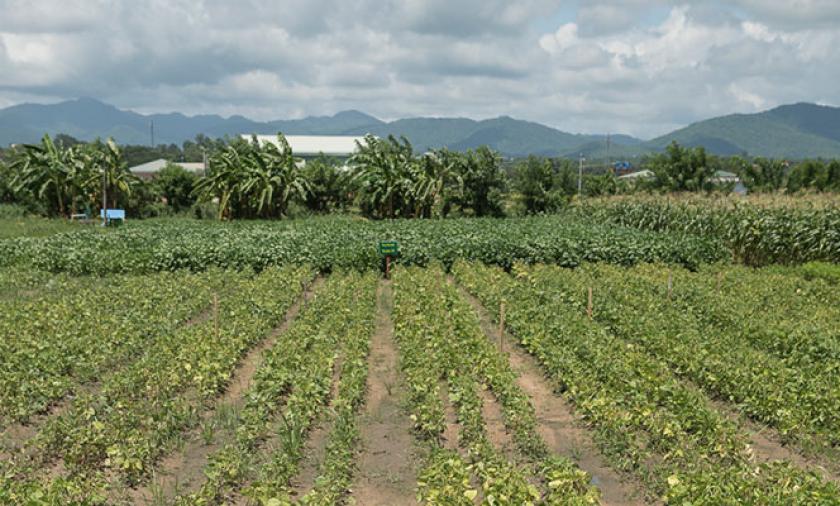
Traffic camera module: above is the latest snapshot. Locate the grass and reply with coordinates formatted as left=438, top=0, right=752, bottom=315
left=0, top=217, right=94, bottom=240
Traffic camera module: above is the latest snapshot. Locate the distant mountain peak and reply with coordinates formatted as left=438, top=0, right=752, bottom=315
left=3, top=97, right=839, bottom=159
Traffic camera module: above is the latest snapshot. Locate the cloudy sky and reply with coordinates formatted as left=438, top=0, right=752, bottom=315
left=1, top=0, right=838, bottom=138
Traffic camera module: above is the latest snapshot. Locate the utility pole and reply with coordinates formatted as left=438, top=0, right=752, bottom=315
left=578, top=153, right=585, bottom=195
left=101, top=168, right=108, bottom=226
left=150, top=120, right=155, bottom=147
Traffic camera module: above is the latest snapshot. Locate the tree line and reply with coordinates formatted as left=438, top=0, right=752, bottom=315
left=2, top=135, right=839, bottom=220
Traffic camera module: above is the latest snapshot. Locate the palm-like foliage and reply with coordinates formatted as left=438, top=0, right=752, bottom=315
left=351, top=135, right=414, bottom=219
left=9, top=134, right=137, bottom=216
left=11, top=135, right=77, bottom=216
left=87, top=138, right=138, bottom=209
left=195, top=134, right=309, bottom=219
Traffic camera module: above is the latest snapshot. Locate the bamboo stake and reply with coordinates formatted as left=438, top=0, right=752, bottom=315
left=213, top=293, right=219, bottom=340
left=587, top=287, right=593, bottom=319
left=499, top=301, right=506, bottom=355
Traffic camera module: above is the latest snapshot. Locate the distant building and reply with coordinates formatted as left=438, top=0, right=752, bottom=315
left=129, top=159, right=205, bottom=179
left=617, top=169, right=654, bottom=180
left=243, top=135, right=368, bottom=160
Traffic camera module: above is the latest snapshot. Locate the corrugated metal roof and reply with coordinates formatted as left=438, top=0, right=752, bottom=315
left=129, top=159, right=205, bottom=174
left=244, top=135, right=367, bottom=156
left=618, top=169, right=655, bottom=179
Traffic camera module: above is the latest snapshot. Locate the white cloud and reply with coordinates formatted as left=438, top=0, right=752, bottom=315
left=0, top=0, right=839, bottom=138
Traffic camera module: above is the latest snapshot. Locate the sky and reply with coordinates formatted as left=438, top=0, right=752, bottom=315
left=1, top=0, right=839, bottom=139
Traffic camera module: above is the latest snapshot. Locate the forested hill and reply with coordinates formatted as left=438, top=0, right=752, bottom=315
left=3, top=98, right=840, bottom=159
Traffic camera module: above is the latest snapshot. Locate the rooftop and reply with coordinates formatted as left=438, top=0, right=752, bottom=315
left=244, top=135, right=367, bottom=156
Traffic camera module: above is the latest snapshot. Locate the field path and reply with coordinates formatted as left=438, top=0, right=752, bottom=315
left=704, top=393, right=840, bottom=484
left=349, top=280, right=420, bottom=506
left=125, top=277, right=323, bottom=505
left=454, top=279, right=648, bottom=506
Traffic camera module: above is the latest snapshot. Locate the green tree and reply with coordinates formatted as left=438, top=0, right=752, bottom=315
left=350, top=135, right=414, bottom=219
left=194, top=134, right=309, bottom=219
left=154, top=162, right=198, bottom=212
left=515, top=155, right=559, bottom=214
left=10, top=134, right=89, bottom=216
left=442, top=147, right=506, bottom=217
left=87, top=138, right=138, bottom=210
left=739, top=157, right=787, bottom=192
left=648, top=142, right=714, bottom=192
left=302, top=155, right=351, bottom=213
left=787, top=159, right=826, bottom=193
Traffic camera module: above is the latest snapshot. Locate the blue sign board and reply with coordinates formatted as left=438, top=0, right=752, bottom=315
left=100, top=209, right=126, bottom=220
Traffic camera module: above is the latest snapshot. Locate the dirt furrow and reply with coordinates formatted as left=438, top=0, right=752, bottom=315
left=289, top=354, right=344, bottom=499
left=349, top=280, right=420, bottom=506
left=453, top=279, right=647, bottom=506
left=479, top=386, right=516, bottom=460
left=705, top=393, right=840, bottom=484
left=124, top=278, right=323, bottom=505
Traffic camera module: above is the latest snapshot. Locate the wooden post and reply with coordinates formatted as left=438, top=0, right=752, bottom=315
left=213, top=293, right=219, bottom=340
left=667, top=270, right=673, bottom=301
left=385, top=255, right=391, bottom=280
left=499, top=301, right=506, bottom=355
left=587, top=287, right=593, bottom=319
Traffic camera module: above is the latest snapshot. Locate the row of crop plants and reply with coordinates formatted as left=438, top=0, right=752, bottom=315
left=575, top=199, right=840, bottom=265
left=626, top=263, right=839, bottom=373
left=453, top=261, right=840, bottom=503
left=176, top=270, right=377, bottom=505
left=392, top=265, right=600, bottom=504
left=574, top=263, right=840, bottom=454
left=0, top=265, right=313, bottom=504
left=0, top=216, right=728, bottom=275
left=0, top=268, right=244, bottom=427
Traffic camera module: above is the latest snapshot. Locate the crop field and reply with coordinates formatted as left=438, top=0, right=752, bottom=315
left=1, top=214, right=839, bottom=505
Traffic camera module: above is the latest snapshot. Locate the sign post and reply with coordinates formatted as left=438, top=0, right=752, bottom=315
left=378, top=240, right=400, bottom=279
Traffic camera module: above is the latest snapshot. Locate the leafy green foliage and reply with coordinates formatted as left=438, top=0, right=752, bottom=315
left=453, top=261, right=840, bottom=503
left=0, top=269, right=237, bottom=425
left=152, top=162, right=199, bottom=213
left=578, top=199, right=840, bottom=265
left=394, top=266, right=600, bottom=504
left=9, top=134, right=138, bottom=217
left=0, top=216, right=728, bottom=275
left=647, top=142, right=715, bottom=192
left=0, top=266, right=313, bottom=500
left=194, top=134, right=309, bottom=219
left=179, top=271, right=376, bottom=505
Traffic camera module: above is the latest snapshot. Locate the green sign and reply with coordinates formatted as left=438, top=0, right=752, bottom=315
left=378, top=240, right=399, bottom=256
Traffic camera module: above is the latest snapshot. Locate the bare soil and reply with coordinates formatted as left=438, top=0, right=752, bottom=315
left=479, top=386, right=516, bottom=458
left=706, top=396, right=840, bottom=484
left=454, top=279, right=647, bottom=506
left=350, top=280, right=420, bottom=506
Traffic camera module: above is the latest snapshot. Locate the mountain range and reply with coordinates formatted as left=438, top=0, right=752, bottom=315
left=2, top=97, right=840, bottom=159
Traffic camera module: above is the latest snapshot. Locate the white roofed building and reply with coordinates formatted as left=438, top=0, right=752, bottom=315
left=129, top=159, right=206, bottom=179
left=243, top=135, right=367, bottom=158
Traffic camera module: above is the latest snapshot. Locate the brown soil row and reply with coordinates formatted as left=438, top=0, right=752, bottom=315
left=453, top=278, right=648, bottom=506
left=349, top=280, right=420, bottom=506
left=123, top=278, right=323, bottom=505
